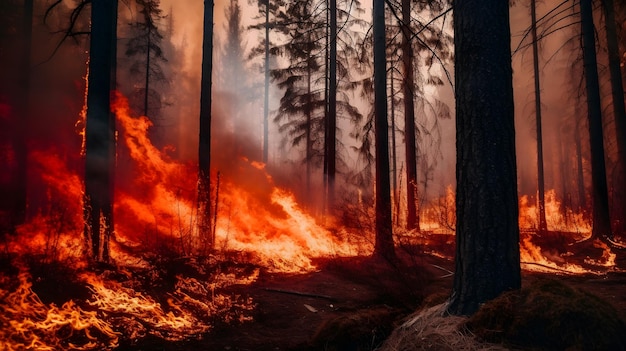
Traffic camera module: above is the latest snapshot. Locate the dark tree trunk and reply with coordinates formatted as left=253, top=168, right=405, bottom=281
left=12, top=0, right=33, bottom=228
left=390, top=69, right=399, bottom=225
left=531, top=0, right=547, bottom=232
left=602, top=0, right=626, bottom=235
left=401, top=0, right=419, bottom=231
left=575, top=117, right=587, bottom=212
left=199, top=0, right=214, bottom=251
left=263, top=0, right=269, bottom=163
left=448, top=0, right=521, bottom=316
left=144, top=25, right=151, bottom=117
left=373, top=0, right=395, bottom=260
left=325, top=0, right=337, bottom=211
left=580, top=0, right=612, bottom=240
left=84, top=0, right=118, bottom=262
left=306, top=36, right=313, bottom=202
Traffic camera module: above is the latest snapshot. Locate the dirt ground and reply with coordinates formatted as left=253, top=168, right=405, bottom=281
left=124, top=249, right=626, bottom=351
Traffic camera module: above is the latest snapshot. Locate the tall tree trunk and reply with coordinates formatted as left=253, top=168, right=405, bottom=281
left=575, top=116, right=587, bottom=212
left=531, top=0, right=547, bottom=233
left=373, top=0, right=394, bottom=260
left=144, top=25, right=151, bottom=117
left=390, top=68, right=399, bottom=225
left=199, top=0, right=214, bottom=251
left=306, top=35, right=313, bottom=204
left=401, top=0, right=418, bottom=231
left=602, top=0, right=626, bottom=235
left=326, top=0, right=337, bottom=211
left=84, top=0, right=118, bottom=262
left=263, top=0, right=270, bottom=163
left=580, top=0, right=612, bottom=240
left=12, top=0, right=33, bottom=228
left=448, top=0, right=521, bottom=316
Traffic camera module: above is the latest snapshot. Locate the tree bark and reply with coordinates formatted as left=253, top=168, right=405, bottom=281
left=602, top=0, right=626, bottom=235
left=199, top=0, right=214, bottom=251
left=448, top=0, right=521, bottom=315
left=84, top=0, right=118, bottom=262
left=401, top=0, right=419, bottom=231
left=373, top=0, right=395, bottom=260
left=12, top=0, right=33, bottom=228
left=326, top=0, right=337, bottom=212
left=531, top=0, right=547, bottom=233
left=580, top=0, right=612, bottom=240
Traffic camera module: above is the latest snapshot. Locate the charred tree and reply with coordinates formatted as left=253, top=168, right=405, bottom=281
left=602, top=0, right=626, bottom=235
left=580, top=0, right=612, bottom=240
left=325, top=0, right=337, bottom=212
left=373, top=0, right=395, bottom=260
left=531, top=0, right=547, bottom=233
left=401, top=0, right=419, bottom=231
left=198, top=0, right=214, bottom=251
left=13, top=0, right=33, bottom=228
left=84, top=0, right=118, bottom=262
left=448, top=0, right=521, bottom=315
left=263, top=0, right=269, bottom=163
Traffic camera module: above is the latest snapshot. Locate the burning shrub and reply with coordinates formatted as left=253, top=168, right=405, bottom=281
left=466, top=279, right=626, bottom=350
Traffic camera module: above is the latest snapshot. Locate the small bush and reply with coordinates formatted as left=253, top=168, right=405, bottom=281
left=466, top=279, right=626, bottom=350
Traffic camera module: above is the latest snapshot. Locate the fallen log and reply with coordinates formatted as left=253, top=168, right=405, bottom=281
left=264, top=288, right=336, bottom=301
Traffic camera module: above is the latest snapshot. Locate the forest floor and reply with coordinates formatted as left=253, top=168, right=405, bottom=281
left=126, top=234, right=626, bottom=351
left=2, top=233, right=626, bottom=351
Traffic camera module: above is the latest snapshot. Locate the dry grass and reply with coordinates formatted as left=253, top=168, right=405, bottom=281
left=379, top=303, right=510, bottom=351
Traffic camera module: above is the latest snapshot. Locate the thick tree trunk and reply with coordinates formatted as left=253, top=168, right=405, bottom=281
left=84, top=0, right=118, bottom=262
left=12, top=0, right=33, bottom=228
left=401, top=0, right=419, bottom=231
left=448, top=0, right=521, bottom=315
left=373, top=0, right=395, bottom=260
left=199, top=0, right=214, bottom=251
left=602, top=0, right=626, bottom=235
left=580, top=0, right=612, bottom=240
left=326, top=0, right=337, bottom=211
left=531, top=0, right=547, bottom=233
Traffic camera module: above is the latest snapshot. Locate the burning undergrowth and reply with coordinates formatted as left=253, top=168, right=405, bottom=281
left=2, top=91, right=623, bottom=350
left=0, top=256, right=258, bottom=350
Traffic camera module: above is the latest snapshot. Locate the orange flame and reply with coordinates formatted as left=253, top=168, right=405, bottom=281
left=0, top=267, right=119, bottom=350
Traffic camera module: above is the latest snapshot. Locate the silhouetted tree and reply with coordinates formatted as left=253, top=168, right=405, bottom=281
left=198, top=0, right=214, bottom=250
left=530, top=0, right=548, bottom=232
left=601, top=0, right=626, bottom=235
left=448, top=0, right=521, bottom=315
left=580, top=0, right=612, bottom=240
left=84, top=0, right=118, bottom=262
left=373, top=0, right=394, bottom=260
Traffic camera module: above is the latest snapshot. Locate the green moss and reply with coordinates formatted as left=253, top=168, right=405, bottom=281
left=466, top=279, right=626, bottom=350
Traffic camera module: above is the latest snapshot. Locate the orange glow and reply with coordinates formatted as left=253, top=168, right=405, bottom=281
left=111, top=92, right=366, bottom=272
left=519, top=235, right=590, bottom=274
left=0, top=267, right=119, bottom=351
left=519, top=189, right=591, bottom=235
